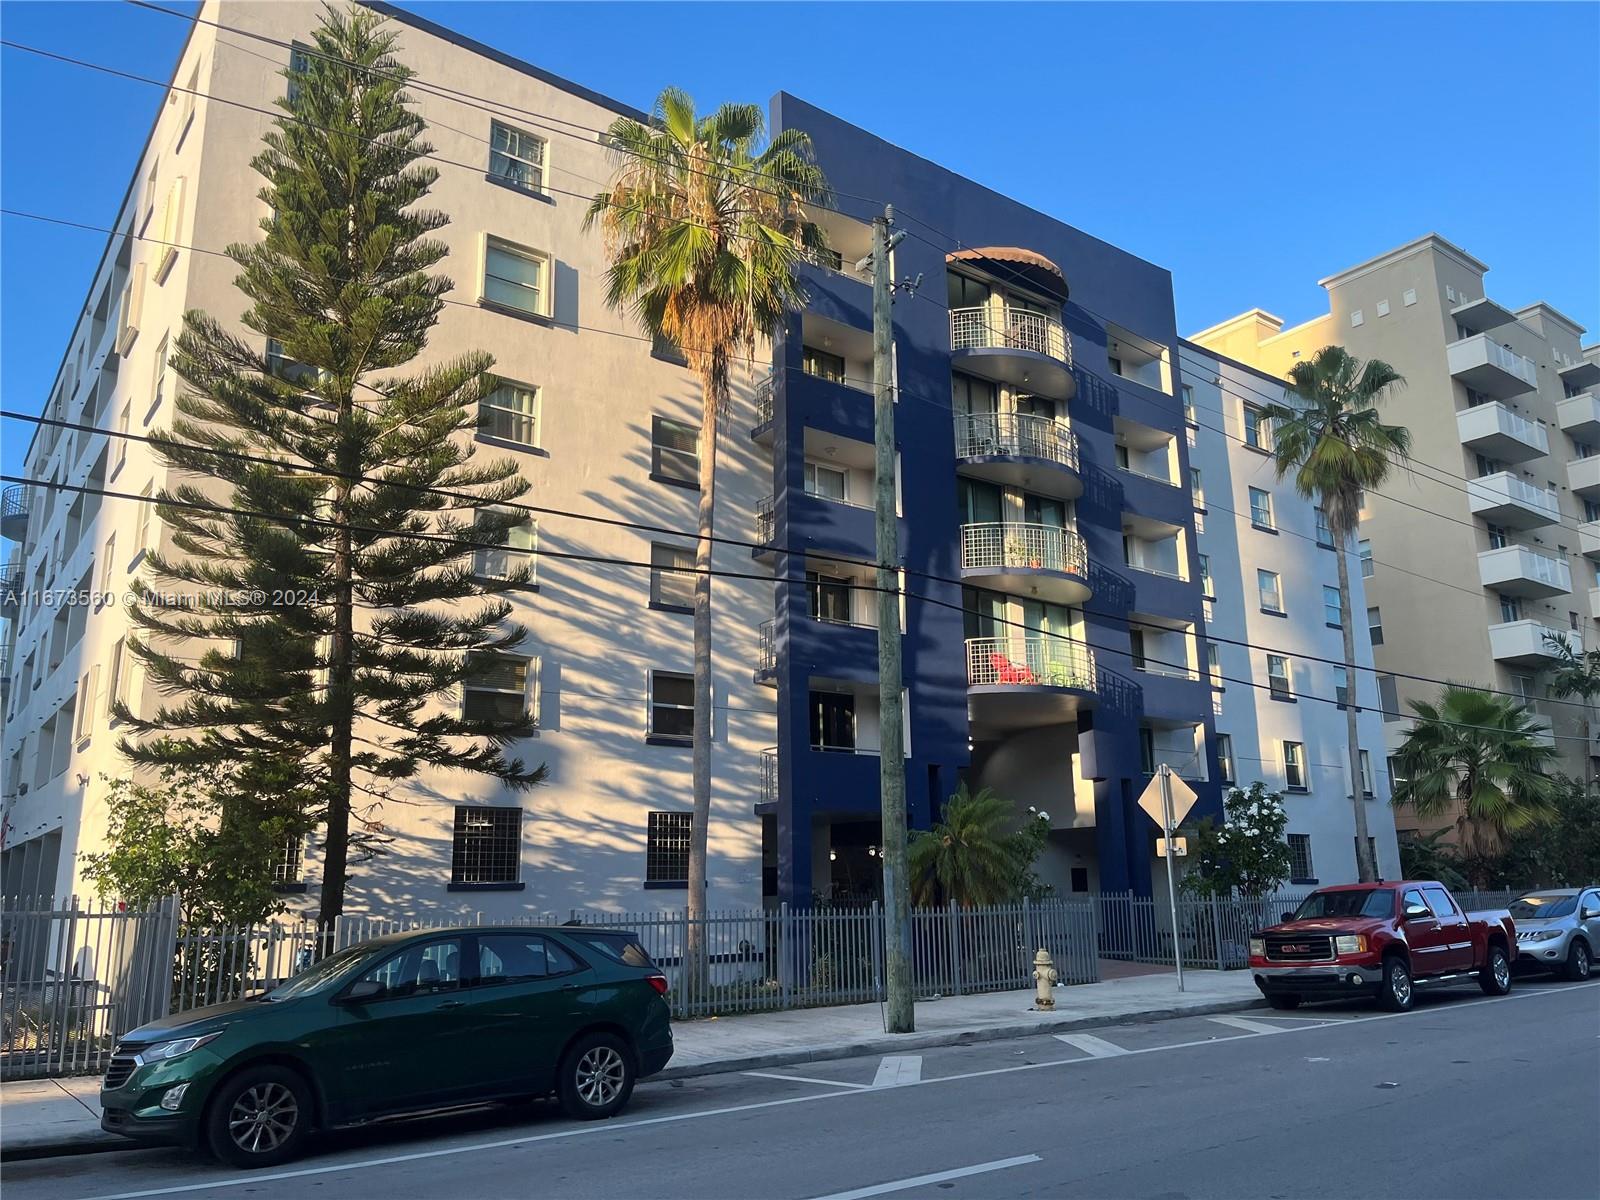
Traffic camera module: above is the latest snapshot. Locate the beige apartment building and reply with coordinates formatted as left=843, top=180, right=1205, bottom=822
left=1193, top=234, right=1600, bottom=843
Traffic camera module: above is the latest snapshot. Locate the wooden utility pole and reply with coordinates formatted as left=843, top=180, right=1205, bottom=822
left=866, top=206, right=913, bottom=1033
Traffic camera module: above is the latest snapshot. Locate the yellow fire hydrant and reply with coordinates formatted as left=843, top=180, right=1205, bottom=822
left=1033, top=948, right=1058, bottom=1009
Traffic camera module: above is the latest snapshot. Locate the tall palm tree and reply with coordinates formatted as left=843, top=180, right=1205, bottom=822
left=1262, top=346, right=1410, bottom=882
left=586, top=90, right=828, bottom=970
left=1390, top=685, right=1559, bottom=861
left=907, top=784, right=1017, bottom=907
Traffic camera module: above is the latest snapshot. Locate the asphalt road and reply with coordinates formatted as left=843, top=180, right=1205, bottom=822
left=8, top=977, right=1599, bottom=1200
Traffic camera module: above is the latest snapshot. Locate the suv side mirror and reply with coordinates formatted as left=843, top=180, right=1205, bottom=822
left=339, top=979, right=384, bottom=1004
left=1583, top=906, right=1600, bottom=920
left=1403, top=903, right=1431, bottom=922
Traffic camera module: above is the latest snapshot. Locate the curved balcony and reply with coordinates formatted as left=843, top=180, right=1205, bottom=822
left=960, top=522, right=1090, bottom=605
left=966, top=635, right=1096, bottom=733
left=954, top=413, right=1082, bottom=499
left=1, top=485, right=28, bottom=542
left=949, top=306, right=1075, bottom=401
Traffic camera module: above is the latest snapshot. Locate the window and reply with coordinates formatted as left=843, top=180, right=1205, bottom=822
left=356, top=936, right=466, bottom=996
left=451, top=807, right=521, bottom=885
left=805, top=461, right=848, bottom=502
left=810, top=690, right=856, bottom=752
left=154, top=177, right=185, bottom=281
left=1197, top=553, right=1213, bottom=599
left=99, top=534, right=117, bottom=593
left=1267, top=654, right=1292, bottom=699
left=461, top=653, right=529, bottom=723
left=1206, top=643, right=1222, bottom=689
left=1258, top=569, right=1284, bottom=613
left=1585, top=500, right=1600, bottom=523
left=273, top=833, right=304, bottom=885
left=1287, top=834, right=1314, bottom=881
left=650, top=543, right=695, bottom=610
left=1129, top=629, right=1147, bottom=670
left=286, top=43, right=310, bottom=103
left=1376, top=299, right=1390, bottom=318
left=1216, top=734, right=1235, bottom=784
left=1422, top=886, right=1456, bottom=920
left=1378, top=674, right=1400, bottom=721
left=651, top=330, right=688, bottom=366
left=1358, top=539, right=1374, bottom=577
left=1243, top=404, right=1271, bottom=450
left=1323, top=585, right=1341, bottom=627
left=802, top=346, right=847, bottom=385
left=1249, top=487, right=1274, bottom=529
left=106, top=637, right=126, bottom=717
left=651, top=415, right=699, bottom=486
left=645, top=811, right=692, bottom=886
left=482, top=236, right=550, bottom=317
left=1367, top=606, right=1383, bottom=646
left=114, top=402, right=131, bottom=473
left=1139, top=727, right=1155, bottom=774
left=1189, top=467, right=1204, bottom=507
left=487, top=121, right=547, bottom=192
left=141, top=158, right=159, bottom=234
left=472, top=510, right=536, bottom=581
left=1315, top=507, right=1333, bottom=548
left=1403, top=288, right=1417, bottom=307
left=1283, top=741, right=1306, bottom=790
left=1499, top=593, right=1523, bottom=623
left=479, top=382, right=539, bottom=447
left=150, top=333, right=170, bottom=413
left=1335, top=679, right=1352, bottom=710
left=1387, top=754, right=1408, bottom=789
left=1181, top=383, right=1196, bottom=425
left=1350, top=309, right=1364, bottom=327
left=1359, top=749, right=1374, bottom=797
left=649, top=671, right=694, bottom=741
left=807, top=570, right=851, bottom=623
left=116, top=267, right=144, bottom=354
left=74, top=666, right=99, bottom=741
left=478, top=934, right=579, bottom=983
left=175, top=61, right=199, bottom=148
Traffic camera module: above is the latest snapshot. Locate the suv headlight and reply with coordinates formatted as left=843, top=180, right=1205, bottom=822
left=1249, top=937, right=1265, bottom=957
left=136, top=1031, right=225, bottom=1065
left=1335, top=935, right=1368, bottom=955
left=1526, top=928, right=1563, bottom=942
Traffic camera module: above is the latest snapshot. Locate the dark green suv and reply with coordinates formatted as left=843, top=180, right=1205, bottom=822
left=100, top=926, right=673, bottom=1167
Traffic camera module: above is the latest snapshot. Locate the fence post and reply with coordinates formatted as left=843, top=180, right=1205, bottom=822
left=947, top=900, right=963, bottom=996
left=1022, top=895, right=1034, bottom=961
left=870, top=901, right=885, bottom=1003
left=778, top=902, right=792, bottom=1008
left=1208, top=896, right=1222, bottom=970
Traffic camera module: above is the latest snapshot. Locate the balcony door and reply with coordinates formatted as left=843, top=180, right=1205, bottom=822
left=809, top=691, right=856, bottom=753
left=959, top=479, right=1003, bottom=524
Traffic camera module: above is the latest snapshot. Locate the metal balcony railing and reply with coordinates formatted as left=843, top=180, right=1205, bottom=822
left=757, top=620, right=777, bottom=674
left=949, top=306, right=1071, bottom=364
left=960, top=522, right=1087, bottom=577
left=954, top=412, right=1078, bottom=471
left=760, top=747, right=777, bottom=806
left=755, top=496, right=775, bottom=550
left=753, top=373, right=774, bottom=428
left=966, top=636, right=1096, bottom=690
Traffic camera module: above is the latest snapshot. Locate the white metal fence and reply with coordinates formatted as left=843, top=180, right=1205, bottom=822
left=949, top=306, right=1070, bottom=364
left=966, top=634, right=1096, bottom=690
left=960, top=521, right=1087, bottom=577
left=954, top=412, right=1078, bottom=471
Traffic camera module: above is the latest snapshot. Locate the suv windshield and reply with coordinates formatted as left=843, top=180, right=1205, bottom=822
left=1293, top=889, right=1394, bottom=920
left=1509, top=894, right=1577, bottom=921
left=263, top=943, right=381, bottom=1001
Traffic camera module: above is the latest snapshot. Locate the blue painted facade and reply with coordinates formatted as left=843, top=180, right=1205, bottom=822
left=764, top=95, right=1222, bottom=903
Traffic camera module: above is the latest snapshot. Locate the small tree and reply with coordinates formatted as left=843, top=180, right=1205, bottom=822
left=908, top=784, right=1051, bottom=907
left=1181, top=782, right=1293, bottom=899
left=1396, top=828, right=1470, bottom=891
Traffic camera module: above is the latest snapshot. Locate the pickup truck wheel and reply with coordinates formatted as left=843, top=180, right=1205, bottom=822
left=1563, top=939, right=1591, bottom=982
left=1265, top=993, right=1301, bottom=1010
left=1478, top=944, right=1512, bottom=995
left=1378, top=956, right=1413, bottom=1012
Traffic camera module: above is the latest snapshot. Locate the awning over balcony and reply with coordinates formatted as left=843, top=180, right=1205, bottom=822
left=947, top=246, right=1068, bottom=302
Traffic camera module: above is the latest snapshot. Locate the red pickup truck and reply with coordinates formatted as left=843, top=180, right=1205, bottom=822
left=1249, top=881, right=1516, bottom=1012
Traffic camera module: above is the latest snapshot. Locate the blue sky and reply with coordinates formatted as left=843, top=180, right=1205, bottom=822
left=3, top=1, right=1597, bottom=480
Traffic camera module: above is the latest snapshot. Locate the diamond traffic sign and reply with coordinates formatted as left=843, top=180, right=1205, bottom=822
left=1137, top=769, right=1199, bottom=832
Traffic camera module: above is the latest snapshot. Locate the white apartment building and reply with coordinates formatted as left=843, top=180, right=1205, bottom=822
left=1180, top=344, right=1400, bottom=883
left=1193, top=233, right=1600, bottom=844
left=0, top=1, right=776, bottom=915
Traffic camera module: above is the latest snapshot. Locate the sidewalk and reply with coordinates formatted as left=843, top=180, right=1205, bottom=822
left=0, top=968, right=1259, bottom=1160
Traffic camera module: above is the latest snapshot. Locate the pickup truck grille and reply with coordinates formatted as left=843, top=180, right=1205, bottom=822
left=103, top=1049, right=138, bottom=1090
left=1264, top=934, right=1333, bottom=962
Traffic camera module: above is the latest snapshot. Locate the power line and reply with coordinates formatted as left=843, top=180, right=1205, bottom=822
left=6, top=470, right=1592, bottom=747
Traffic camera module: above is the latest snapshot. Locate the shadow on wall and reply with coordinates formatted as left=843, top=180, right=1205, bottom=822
left=1072, top=370, right=1119, bottom=424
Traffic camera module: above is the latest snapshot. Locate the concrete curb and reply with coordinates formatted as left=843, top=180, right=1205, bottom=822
left=654, top=994, right=1266, bottom=1082
left=0, top=994, right=1264, bottom=1160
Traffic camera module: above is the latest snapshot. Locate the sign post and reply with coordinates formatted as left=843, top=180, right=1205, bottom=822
left=1138, top=765, right=1199, bottom=993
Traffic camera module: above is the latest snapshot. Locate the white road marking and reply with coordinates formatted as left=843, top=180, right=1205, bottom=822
left=1054, top=1032, right=1128, bottom=1057
left=1208, top=1014, right=1291, bottom=1035
left=84, top=981, right=1600, bottom=1200
left=872, top=1055, right=923, bottom=1087
left=806, top=1154, right=1043, bottom=1200
left=1247, top=1012, right=1352, bottom=1022
left=741, top=1070, right=871, bottom=1090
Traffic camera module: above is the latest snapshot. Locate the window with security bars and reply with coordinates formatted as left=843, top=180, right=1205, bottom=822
left=462, top=653, right=529, bottom=722
left=1287, top=834, right=1314, bottom=881
left=488, top=120, right=547, bottom=192
left=452, top=806, right=521, bottom=884
left=650, top=543, right=695, bottom=609
left=651, top=416, right=699, bottom=486
left=646, top=811, right=692, bottom=885
left=273, top=833, right=304, bottom=885
left=480, top=382, right=539, bottom=447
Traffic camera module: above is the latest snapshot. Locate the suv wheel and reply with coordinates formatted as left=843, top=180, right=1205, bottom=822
left=1563, top=939, right=1591, bottom=982
left=204, top=1065, right=313, bottom=1168
left=1378, top=955, right=1413, bottom=1012
left=1478, top=944, right=1512, bottom=996
left=557, top=1032, right=635, bottom=1121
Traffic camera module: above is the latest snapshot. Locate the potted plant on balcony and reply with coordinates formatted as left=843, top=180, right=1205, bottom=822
left=1004, top=534, right=1028, bottom=567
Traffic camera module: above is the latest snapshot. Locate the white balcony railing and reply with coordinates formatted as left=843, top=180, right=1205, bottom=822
left=966, top=635, right=1095, bottom=690
left=949, top=306, right=1071, bottom=364
left=1447, top=333, right=1539, bottom=396
left=760, top=747, right=777, bottom=806
left=757, top=620, right=776, bottom=674
left=1465, top=471, right=1561, bottom=527
left=954, top=412, right=1078, bottom=472
left=961, top=522, right=1088, bottom=577
left=753, top=373, right=774, bottom=428
left=755, top=496, right=775, bottom=550
left=1455, top=401, right=1549, bottom=461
